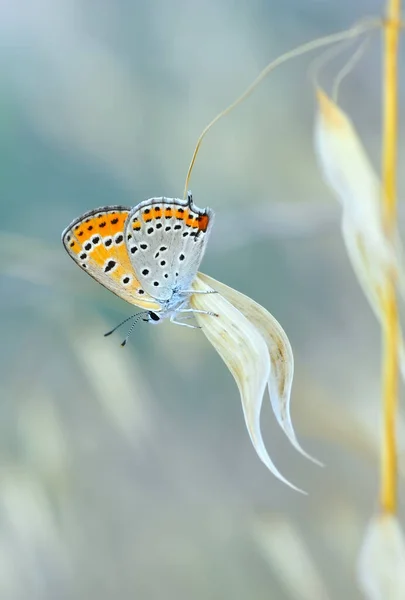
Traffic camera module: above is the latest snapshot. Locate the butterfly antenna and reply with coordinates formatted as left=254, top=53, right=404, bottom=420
left=121, top=313, right=147, bottom=347
left=104, top=312, right=147, bottom=338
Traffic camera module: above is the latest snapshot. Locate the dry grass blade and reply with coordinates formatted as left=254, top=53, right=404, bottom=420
left=196, top=273, right=321, bottom=466
left=17, top=388, right=68, bottom=492
left=357, top=515, right=405, bottom=599
left=252, top=515, right=332, bottom=600
left=191, top=273, right=308, bottom=492
left=65, top=318, right=154, bottom=445
left=314, top=88, right=405, bottom=379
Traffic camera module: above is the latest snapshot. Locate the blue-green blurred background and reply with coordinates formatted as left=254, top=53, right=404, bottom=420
left=1, top=1, right=404, bottom=598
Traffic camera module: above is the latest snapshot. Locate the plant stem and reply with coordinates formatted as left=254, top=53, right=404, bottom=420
left=380, top=0, right=400, bottom=514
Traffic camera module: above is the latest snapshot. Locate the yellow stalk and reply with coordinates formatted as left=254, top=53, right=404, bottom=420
left=380, top=0, right=401, bottom=514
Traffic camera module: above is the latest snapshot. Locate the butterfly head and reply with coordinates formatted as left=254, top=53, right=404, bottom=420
left=145, top=311, right=161, bottom=324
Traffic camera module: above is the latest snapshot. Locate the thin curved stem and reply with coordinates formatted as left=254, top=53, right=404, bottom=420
left=183, top=17, right=380, bottom=198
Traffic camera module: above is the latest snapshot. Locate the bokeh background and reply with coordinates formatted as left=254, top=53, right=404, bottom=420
left=1, top=0, right=404, bottom=598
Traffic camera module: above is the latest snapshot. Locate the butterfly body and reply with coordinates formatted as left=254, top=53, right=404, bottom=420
left=62, top=193, right=215, bottom=326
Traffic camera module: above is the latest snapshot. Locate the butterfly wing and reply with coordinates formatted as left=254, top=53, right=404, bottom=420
left=123, top=195, right=214, bottom=300
left=62, top=205, right=162, bottom=311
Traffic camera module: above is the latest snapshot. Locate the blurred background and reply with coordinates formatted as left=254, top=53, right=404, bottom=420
left=1, top=0, right=404, bottom=598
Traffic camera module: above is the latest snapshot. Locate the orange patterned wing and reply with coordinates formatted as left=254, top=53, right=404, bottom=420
left=62, top=205, right=162, bottom=311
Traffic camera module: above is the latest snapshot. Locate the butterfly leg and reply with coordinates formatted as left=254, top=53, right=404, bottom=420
left=177, top=308, right=219, bottom=317
left=170, top=314, right=201, bottom=329
left=179, top=290, right=218, bottom=295
left=173, top=315, right=195, bottom=321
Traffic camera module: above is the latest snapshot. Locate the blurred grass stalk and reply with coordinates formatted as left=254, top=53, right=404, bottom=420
left=379, top=0, right=400, bottom=518
left=361, top=1, right=405, bottom=598
left=315, top=4, right=401, bottom=519
left=314, top=2, right=405, bottom=595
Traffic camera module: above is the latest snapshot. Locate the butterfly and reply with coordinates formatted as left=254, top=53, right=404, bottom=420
left=62, top=193, right=217, bottom=344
